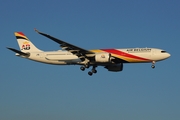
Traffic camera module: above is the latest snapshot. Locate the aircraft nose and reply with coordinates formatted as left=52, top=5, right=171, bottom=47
left=166, top=53, right=171, bottom=58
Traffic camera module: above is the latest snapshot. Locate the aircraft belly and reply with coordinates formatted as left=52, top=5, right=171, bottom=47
left=45, top=55, right=81, bottom=64
left=28, top=53, right=80, bottom=65
left=46, top=55, right=76, bottom=60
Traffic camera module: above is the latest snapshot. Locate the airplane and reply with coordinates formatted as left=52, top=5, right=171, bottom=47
left=7, top=29, right=171, bottom=76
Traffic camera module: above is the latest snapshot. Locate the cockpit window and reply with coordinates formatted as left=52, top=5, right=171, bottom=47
left=161, top=51, right=166, bottom=53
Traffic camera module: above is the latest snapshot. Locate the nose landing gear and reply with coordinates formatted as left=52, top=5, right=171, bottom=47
left=151, top=61, right=155, bottom=69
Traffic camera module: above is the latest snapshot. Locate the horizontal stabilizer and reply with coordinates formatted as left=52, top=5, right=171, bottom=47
left=7, top=47, right=30, bottom=56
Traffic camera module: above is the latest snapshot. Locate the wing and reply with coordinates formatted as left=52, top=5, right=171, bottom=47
left=35, top=29, right=94, bottom=61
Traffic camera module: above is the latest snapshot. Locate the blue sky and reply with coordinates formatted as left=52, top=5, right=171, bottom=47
left=0, top=0, right=180, bottom=120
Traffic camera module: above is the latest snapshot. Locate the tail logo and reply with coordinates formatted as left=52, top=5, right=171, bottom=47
left=21, top=41, right=30, bottom=50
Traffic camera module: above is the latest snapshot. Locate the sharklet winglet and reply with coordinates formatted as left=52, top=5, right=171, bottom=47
left=34, top=28, right=40, bottom=33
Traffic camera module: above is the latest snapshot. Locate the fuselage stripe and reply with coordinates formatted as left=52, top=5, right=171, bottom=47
left=101, top=49, right=150, bottom=61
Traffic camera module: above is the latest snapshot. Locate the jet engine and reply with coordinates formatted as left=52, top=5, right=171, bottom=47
left=95, top=53, right=112, bottom=63
left=105, top=63, right=123, bottom=72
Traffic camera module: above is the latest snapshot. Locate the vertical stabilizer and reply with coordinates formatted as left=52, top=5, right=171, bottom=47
left=15, top=32, right=42, bottom=52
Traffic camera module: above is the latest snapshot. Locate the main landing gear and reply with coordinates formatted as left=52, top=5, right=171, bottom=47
left=80, top=66, right=85, bottom=71
left=80, top=65, right=97, bottom=76
left=151, top=61, right=155, bottom=69
left=88, top=66, right=97, bottom=76
left=80, top=63, right=89, bottom=71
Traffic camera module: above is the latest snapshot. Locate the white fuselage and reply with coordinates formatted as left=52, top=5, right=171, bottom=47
left=17, top=48, right=170, bottom=65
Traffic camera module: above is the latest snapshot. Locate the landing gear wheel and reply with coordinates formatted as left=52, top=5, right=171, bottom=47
left=85, top=64, right=90, bottom=68
left=92, top=69, right=97, bottom=73
left=80, top=66, right=85, bottom=71
left=151, top=65, right=155, bottom=69
left=88, top=71, right=93, bottom=76
left=151, top=61, right=155, bottom=69
left=91, top=65, right=97, bottom=74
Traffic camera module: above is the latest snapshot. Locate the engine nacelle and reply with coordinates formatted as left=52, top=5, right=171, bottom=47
left=105, top=63, right=123, bottom=72
left=95, top=53, right=111, bottom=63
